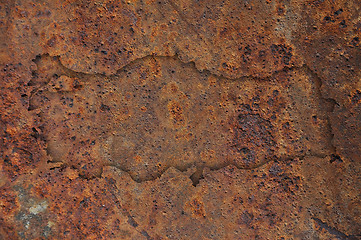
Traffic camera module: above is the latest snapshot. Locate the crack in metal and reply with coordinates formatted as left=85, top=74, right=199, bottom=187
left=312, top=217, right=360, bottom=240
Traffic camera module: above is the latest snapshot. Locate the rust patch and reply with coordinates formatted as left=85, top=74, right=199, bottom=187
left=186, top=198, right=206, bottom=219
left=230, top=110, right=276, bottom=168
left=1, top=0, right=360, bottom=238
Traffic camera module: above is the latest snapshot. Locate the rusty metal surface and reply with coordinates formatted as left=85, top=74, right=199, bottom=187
left=0, top=0, right=360, bottom=239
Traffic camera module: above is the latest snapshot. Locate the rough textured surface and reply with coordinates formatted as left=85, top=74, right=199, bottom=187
left=0, top=0, right=360, bottom=239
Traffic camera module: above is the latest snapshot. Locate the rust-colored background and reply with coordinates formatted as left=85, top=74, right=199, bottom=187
left=0, top=0, right=360, bottom=239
